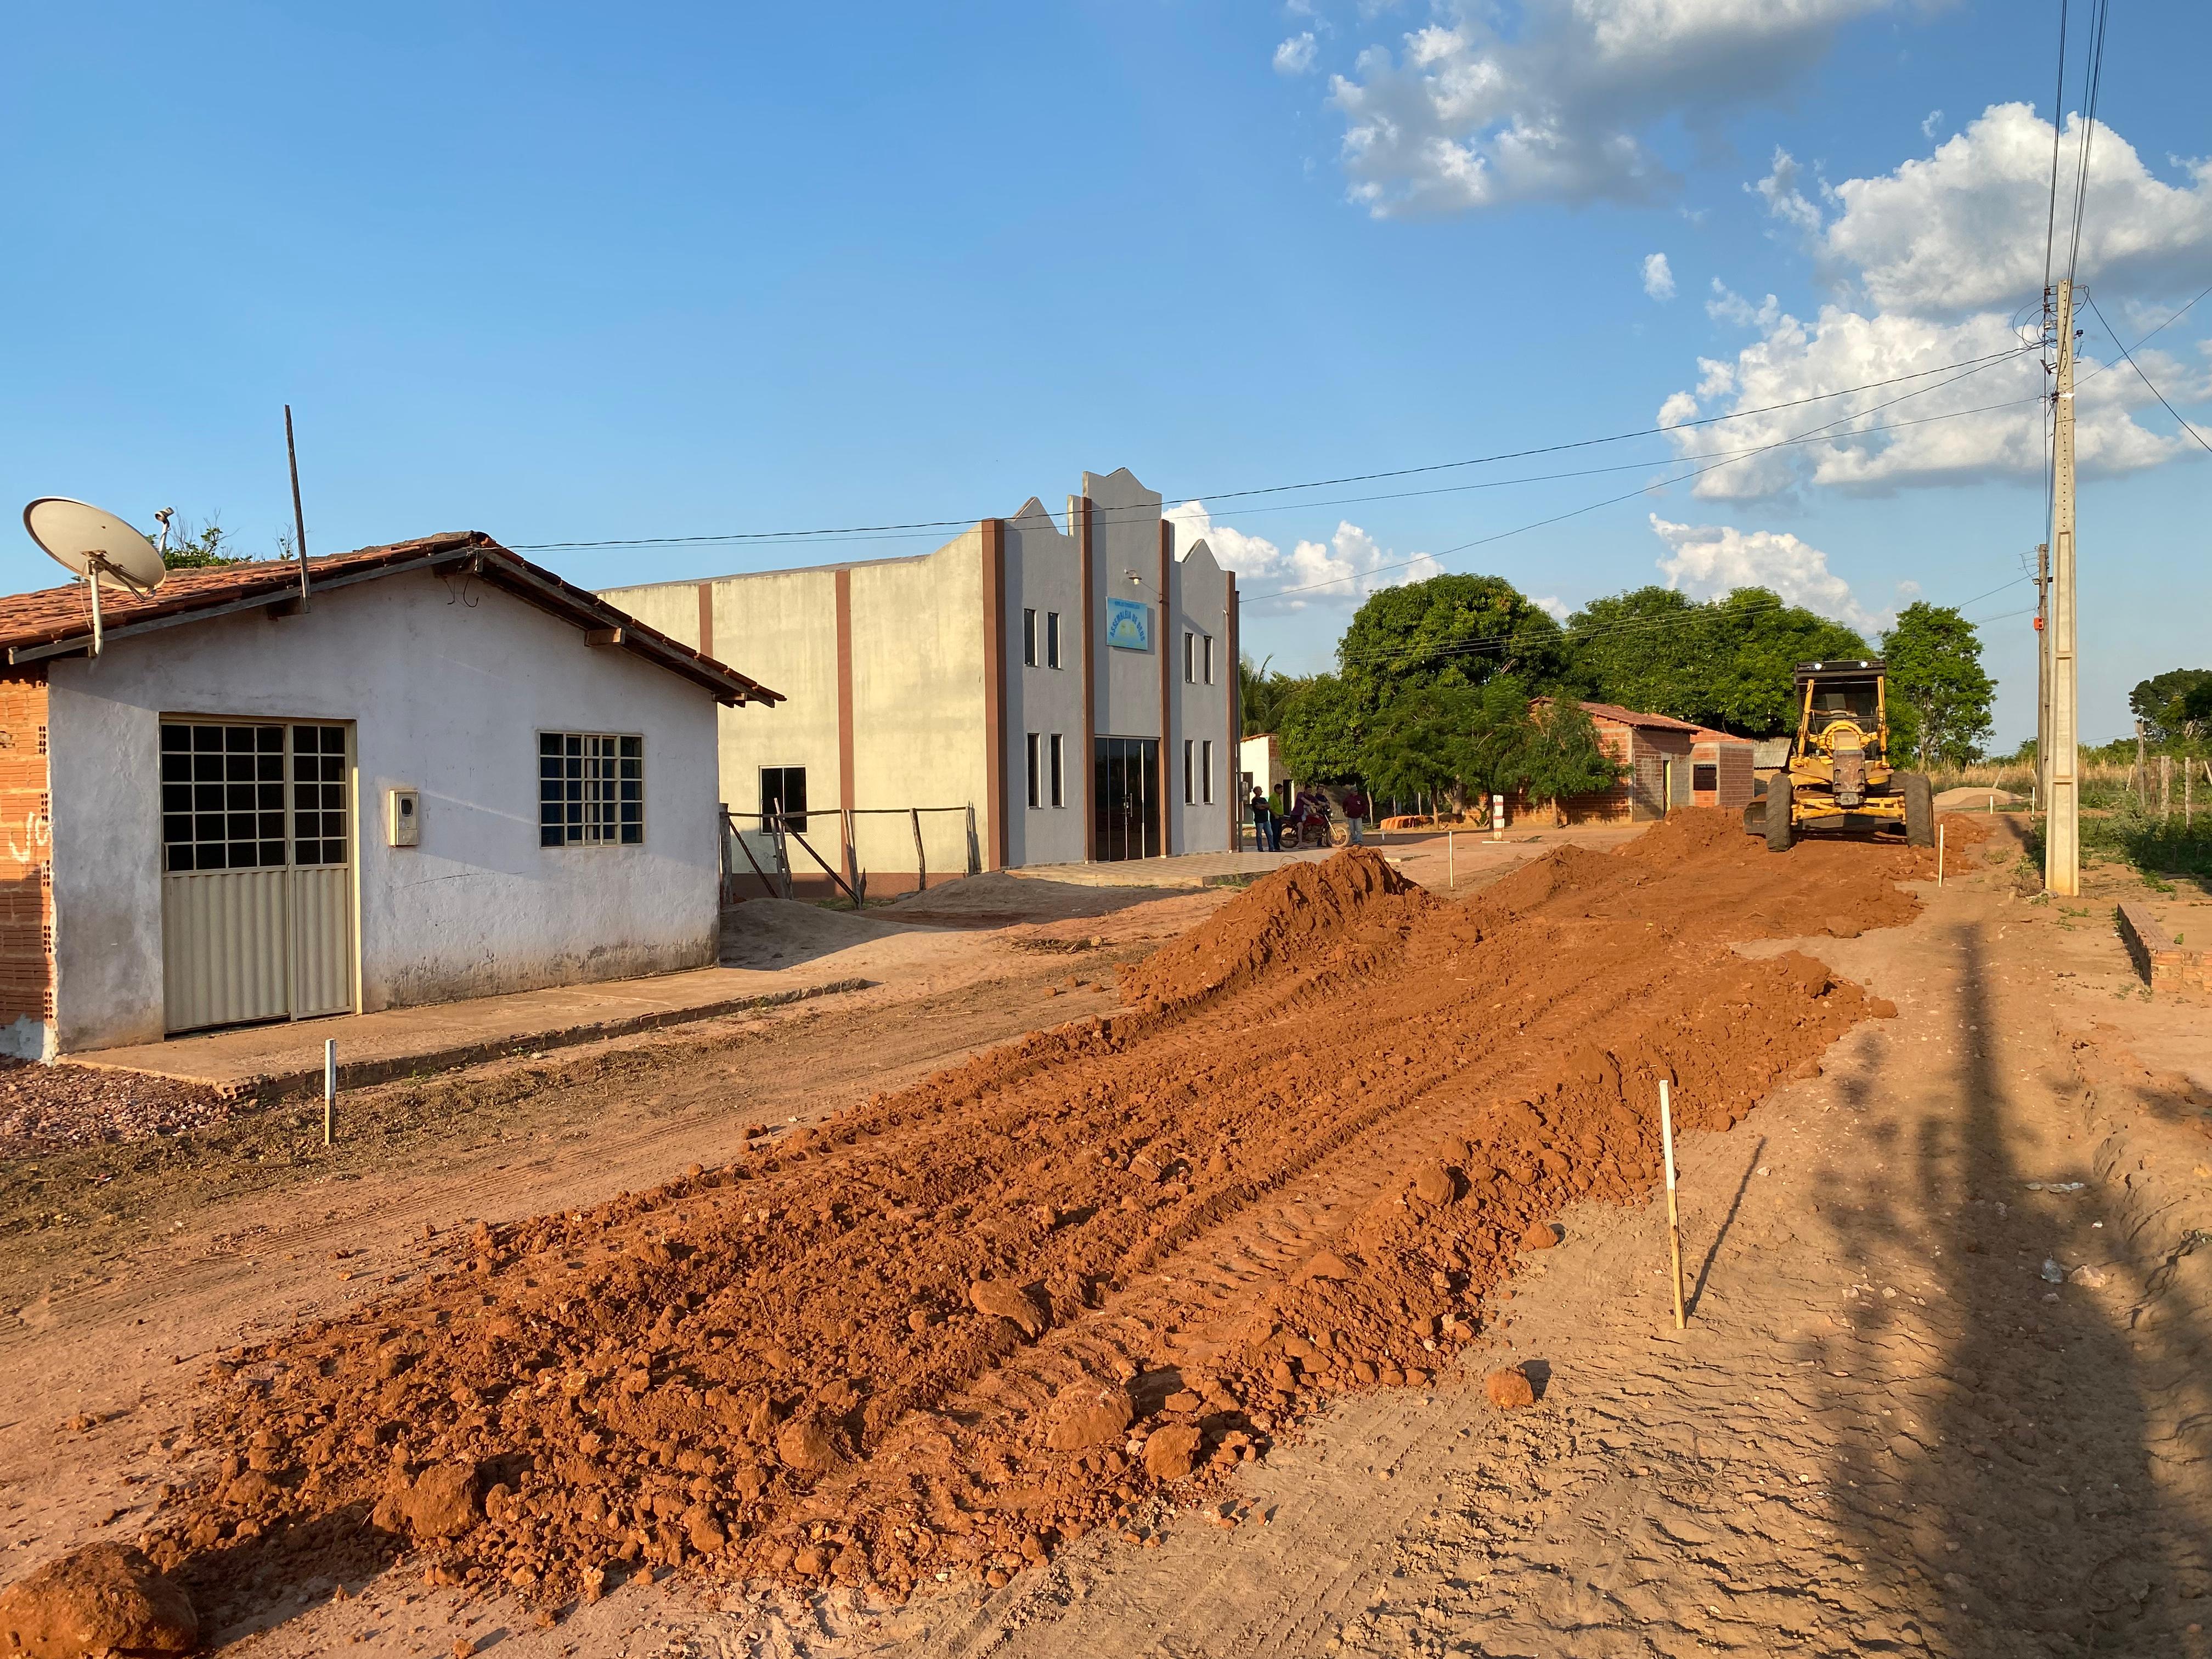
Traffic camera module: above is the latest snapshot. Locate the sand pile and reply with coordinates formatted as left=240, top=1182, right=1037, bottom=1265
left=147, top=814, right=1929, bottom=1622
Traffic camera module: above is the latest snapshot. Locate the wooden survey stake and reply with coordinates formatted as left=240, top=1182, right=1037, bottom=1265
left=1659, top=1078, right=1685, bottom=1330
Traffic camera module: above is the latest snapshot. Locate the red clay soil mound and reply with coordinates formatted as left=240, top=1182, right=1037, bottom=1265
left=1119, top=847, right=1435, bottom=1011
left=146, top=837, right=1920, bottom=1625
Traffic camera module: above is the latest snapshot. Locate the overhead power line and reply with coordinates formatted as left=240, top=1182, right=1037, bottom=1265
left=1249, top=344, right=2038, bottom=603
left=2085, top=292, right=2212, bottom=454
left=2063, top=0, right=2114, bottom=289
left=1312, top=569, right=2035, bottom=681
left=2041, top=0, right=2070, bottom=301
left=506, top=346, right=2035, bottom=554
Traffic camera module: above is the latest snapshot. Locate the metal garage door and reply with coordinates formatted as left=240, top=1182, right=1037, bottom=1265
left=160, top=720, right=356, bottom=1034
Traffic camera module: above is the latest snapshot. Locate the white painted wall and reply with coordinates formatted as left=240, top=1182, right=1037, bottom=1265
left=1002, top=499, right=1085, bottom=867
left=1085, top=469, right=1164, bottom=743
left=1167, top=540, right=1233, bottom=853
left=46, top=574, right=723, bottom=1052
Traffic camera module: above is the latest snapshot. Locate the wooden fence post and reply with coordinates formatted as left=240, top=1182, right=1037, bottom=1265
left=911, top=807, right=928, bottom=894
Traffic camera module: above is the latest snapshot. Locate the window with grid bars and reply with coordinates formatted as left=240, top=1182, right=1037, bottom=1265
left=161, top=724, right=285, bottom=872
left=539, top=732, right=644, bottom=847
left=292, top=724, right=349, bottom=864
left=160, top=722, right=351, bottom=872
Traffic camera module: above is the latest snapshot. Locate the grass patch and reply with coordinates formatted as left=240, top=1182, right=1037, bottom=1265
left=2019, top=808, right=2212, bottom=887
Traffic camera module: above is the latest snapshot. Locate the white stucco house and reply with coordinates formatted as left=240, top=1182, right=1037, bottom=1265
left=0, top=532, right=780, bottom=1058
left=600, top=466, right=1240, bottom=895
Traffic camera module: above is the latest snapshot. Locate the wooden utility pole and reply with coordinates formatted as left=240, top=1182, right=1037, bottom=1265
left=2045, top=281, right=2080, bottom=896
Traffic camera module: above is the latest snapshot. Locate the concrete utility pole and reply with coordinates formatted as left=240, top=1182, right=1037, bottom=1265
left=2045, top=281, right=2080, bottom=895
left=2034, top=540, right=2050, bottom=812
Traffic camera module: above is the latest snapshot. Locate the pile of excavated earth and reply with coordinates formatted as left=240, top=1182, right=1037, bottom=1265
left=139, top=811, right=1948, bottom=1629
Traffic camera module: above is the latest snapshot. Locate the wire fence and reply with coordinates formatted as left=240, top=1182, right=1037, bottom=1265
left=720, top=804, right=980, bottom=907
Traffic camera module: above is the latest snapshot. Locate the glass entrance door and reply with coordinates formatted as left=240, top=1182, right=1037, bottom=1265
left=1093, top=737, right=1159, bottom=862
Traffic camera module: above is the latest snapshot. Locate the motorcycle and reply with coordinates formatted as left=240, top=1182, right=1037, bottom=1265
left=1276, top=799, right=1341, bottom=851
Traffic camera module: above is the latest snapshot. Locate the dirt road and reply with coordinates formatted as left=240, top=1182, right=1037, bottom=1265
left=5, top=821, right=2208, bottom=1659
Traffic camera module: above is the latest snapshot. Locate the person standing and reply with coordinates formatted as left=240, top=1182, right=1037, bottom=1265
left=1249, top=786, right=1280, bottom=852
left=1340, top=782, right=1370, bottom=846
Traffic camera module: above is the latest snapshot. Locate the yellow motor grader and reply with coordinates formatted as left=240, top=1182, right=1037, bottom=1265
left=1749, top=659, right=1934, bottom=851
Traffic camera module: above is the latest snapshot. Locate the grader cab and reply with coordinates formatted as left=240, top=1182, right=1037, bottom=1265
left=1751, top=659, right=1934, bottom=852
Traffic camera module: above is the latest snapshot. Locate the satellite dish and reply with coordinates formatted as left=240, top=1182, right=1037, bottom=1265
left=23, top=498, right=167, bottom=592
left=21, top=498, right=167, bottom=660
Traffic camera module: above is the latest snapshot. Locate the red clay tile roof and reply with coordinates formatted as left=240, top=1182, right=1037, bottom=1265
left=0, top=532, right=781, bottom=706
left=1537, top=698, right=1703, bottom=733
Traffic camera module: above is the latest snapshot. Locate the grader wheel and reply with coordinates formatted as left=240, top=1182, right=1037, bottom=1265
left=1764, top=786, right=1795, bottom=852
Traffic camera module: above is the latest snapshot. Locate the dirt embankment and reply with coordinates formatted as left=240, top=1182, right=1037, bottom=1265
left=143, top=816, right=1944, bottom=1629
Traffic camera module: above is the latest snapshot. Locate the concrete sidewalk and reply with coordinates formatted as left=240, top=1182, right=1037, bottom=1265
left=65, top=966, right=875, bottom=1099
left=1012, top=848, right=1342, bottom=888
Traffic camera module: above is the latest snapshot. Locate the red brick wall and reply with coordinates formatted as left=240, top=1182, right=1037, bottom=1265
left=0, top=675, right=54, bottom=1025
left=1692, top=741, right=1757, bottom=811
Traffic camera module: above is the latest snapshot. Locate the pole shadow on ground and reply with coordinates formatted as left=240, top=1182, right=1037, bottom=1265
left=1812, top=921, right=2209, bottom=1655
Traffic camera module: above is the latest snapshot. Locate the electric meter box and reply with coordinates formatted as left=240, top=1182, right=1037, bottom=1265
left=387, top=788, right=421, bottom=848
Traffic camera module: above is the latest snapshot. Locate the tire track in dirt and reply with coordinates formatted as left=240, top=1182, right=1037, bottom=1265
left=136, top=818, right=1946, bottom=1643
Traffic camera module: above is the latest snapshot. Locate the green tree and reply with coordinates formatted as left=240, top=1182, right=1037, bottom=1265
left=161, top=515, right=256, bottom=570
left=1514, top=698, right=1627, bottom=823
left=1559, top=586, right=1703, bottom=714
left=1564, top=585, right=1867, bottom=735
left=1882, top=602, right=1994, bottom=767
left=1277, top=673, right=1364, bottom=786
left=1336, top=574, right=1570, bottom=714
left=1238, top=654, right=1309, bottom=738
left=1358, top=675, right=1536, bottom=812
left=2129, top=668, right=2212, bottom=741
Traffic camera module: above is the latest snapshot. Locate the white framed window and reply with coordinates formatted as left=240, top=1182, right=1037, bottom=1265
left=1046, top=611, right=1062, bottom=669
left=1201, top=739, right=1214, bottom=803
left=1204, top=634, right=1216, bottom=685
left=1183, top=630, right=1196, bottom=684
left=1049, top=733, right=1065, bottom=807
left=542, top=732, right=644, bottom=847
left=1023, top=608, right=1039, bottom=667
left=1026, top=732, right=1041, bottom=809
left=1182, top=738, right=1195, bottom=805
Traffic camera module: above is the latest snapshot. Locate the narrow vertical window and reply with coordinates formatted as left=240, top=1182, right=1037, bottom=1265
left=1204, top=634, right=1216, bottom=685
left=1183, top=738, right=1195, bottom=805
left=1046, top=611, right=1062, bottom=669
left=1024, top=609, right=1038, bottom=667
left=757, top=765, right=807, bottom=834
left=1183, top=630, right=1195, bottom=684
left=1201, top=739, right=1214, bottom=803
left=1026, top=732, right=1041, bottom=809
left=1049, top=733, right=1065, bottom=807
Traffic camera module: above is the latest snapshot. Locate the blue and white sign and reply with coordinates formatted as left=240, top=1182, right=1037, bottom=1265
left=1105, top=597, right=1152, bottom=652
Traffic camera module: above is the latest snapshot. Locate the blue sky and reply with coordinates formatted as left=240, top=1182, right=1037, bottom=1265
left=6, top=1, right=2207, bottom=747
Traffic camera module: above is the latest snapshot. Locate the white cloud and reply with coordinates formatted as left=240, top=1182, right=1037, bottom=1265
left=1662, top=104, right=2212, bottom=501
left=1657, top=300, right=2190, bottom=499
left=1323, top=0, right=1906, bottom=217
left=1822, top=103, right=2212, bottom=317
left=1533, top=594, right=1571, bottom=622
left=1920, top=108, right=1944, bottom=139
left=1273, top=31, right=1318, bottom=75
left=1749, top=146, right=1825, bottom=233
left=1165, top=503, right=1442, bottom=613
left=1641, top=252, right=1677, bottom=301
left=1649, top=514, right=1881, bottom=631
